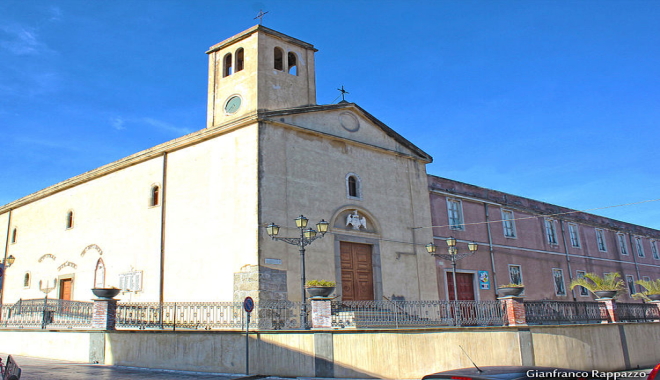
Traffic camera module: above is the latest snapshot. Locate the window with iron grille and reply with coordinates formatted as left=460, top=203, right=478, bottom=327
left=635, top=237, right=645, bottom=258
left=501, top=209, right=516, bottom=238
left=447, top=199, right=464, bottom=231
left=508, top=264, right=523, bottom=285
left=626, top=275, right=636, bottom=295
left=596, top=229, right=607, bottom=252
left=552, top=268, right=566, bottom=296
left=568, top=223, right=580, bottom=248
left=652, top=240, right=660, bottom=260
left=618, top=234, right=629, bottom=255
left=545, top=219, right=558, bottom=245
left=576, top=270, right=589, bottom=296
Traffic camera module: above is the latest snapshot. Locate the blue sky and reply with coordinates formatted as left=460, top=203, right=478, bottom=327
left=1, top=1, right=659, bottom=229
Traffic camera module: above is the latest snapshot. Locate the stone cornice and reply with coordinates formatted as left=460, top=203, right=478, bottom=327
left=263, top=103, right=433, bottom=163
left=206, top=25, right=317, bottom=55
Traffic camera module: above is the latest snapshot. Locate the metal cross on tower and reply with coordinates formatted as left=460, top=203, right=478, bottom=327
left=338, top=85, right=349, bottom=102
left=254, top=10, right=269, bottom=25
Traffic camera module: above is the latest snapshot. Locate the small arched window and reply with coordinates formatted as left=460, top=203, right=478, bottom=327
left=11, top=228, right=17, bottom=243
left=94, top=258, right=106, bottom=289
left=66, top=211, right=74, bottom=229
left=223, top=53, right=233, bottom=77
left=287, top=52, right=297, bottom=75
left=274, top=47, right=284, bottom=71
left=151, top=185, right=160, bottom=207
left=346, top=173, right=362, bottom=200
left=235, top=48, right=244, bottom=72
left=24, top=272, right=31, bottom=288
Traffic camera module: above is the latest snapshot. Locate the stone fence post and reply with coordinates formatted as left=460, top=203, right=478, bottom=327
left=652, top=301, right=660, bottom=317
left=92, top=299, right=118, bottom=330
left=310, top=298, right=332, bottom=329
left=499, top=296, right=527, bottom=326
left=597, top=298, right=619, bottom=323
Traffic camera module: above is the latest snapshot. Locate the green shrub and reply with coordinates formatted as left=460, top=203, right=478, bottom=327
left=569, top=272, right=624, bottom=294
left=498, top=283, right=524, bottom=288
left=305, top=280, right=336, bottom=287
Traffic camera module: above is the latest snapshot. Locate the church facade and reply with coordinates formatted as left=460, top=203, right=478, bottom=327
left=0, top=26, right=436, bottom=305
left=1, top=25, right=659, bottom=306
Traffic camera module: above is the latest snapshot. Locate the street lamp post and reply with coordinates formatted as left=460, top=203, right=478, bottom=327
left=266, top=215, right=329, bottom=329
left=426, top=238, right=478, bottom=325
left=0, top=255, right=16, bottom=319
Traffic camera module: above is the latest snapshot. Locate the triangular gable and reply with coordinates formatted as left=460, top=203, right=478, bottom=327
left=262, top=103, right=433, bottom=163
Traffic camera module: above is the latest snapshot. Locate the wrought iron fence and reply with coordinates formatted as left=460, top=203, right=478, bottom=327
left=1, top=298, right=93, bottom=329
left=617, top=302, right=660, bottom=322
left=524, top=301, right=607, bottom=325
left=115, top=300, right=303, bottom=330
left=331, top=300, right=507, bottom=328
left=2, top=298, right=659, bottom=330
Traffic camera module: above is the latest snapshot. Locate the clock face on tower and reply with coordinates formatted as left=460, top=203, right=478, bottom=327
left=224, top=96, right=242, bottom=114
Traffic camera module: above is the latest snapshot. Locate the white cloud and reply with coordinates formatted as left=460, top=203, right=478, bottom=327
left=48, top=6, right=63, bottom=22
left=141, top=117, right=194, bottom=136
left=108, top=116, right=194, bottom=136
left=14, top=136, right=83, bottom=152
left=0, top=24, right=44, bottom=56
left=111, top=116, right=126, bottom=131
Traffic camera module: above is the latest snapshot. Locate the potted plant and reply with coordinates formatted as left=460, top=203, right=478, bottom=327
left=305, top=280, right=336, bottom=298
left=498, top=283, right=525, bottom=297
left=92, top=286, right=121, bottom=299
left=633, top=279, right=660, bottom=301
left=569, top=272, right=624, bottom=299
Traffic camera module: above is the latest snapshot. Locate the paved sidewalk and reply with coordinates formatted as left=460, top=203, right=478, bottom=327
left=0, top=354, right=380, bottom=380
left=0, top=354, right=251, bottom=380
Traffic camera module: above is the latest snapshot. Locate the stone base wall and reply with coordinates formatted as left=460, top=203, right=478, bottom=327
left=233, top=264, right=288, bottom=302
left=2, top=323, right=660, bottom=378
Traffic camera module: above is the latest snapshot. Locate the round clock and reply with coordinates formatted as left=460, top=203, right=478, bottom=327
left=224, top=96, right=242, bottom=114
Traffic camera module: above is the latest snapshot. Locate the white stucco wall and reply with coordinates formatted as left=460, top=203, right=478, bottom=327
left=1, top=157, right=164, bottom=303
left=163, top=123, right=259, bottom=302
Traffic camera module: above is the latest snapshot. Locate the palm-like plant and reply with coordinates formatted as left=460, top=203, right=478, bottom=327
left=569, top=272, right=625, bottom=297
left=633, top=279, right=660, bottom=301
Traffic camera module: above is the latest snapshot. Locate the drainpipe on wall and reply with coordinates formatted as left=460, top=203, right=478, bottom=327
left=0, top=209, right=12, bottom=307
left=559, top=220, right=577, bottom=301
left=483, top=204, right=498, bottom=297
left=627, top=233, right=642, bottom=288
left=159, top=153, right=168, bottom=310
left=407, top=160, right=423, bottom=300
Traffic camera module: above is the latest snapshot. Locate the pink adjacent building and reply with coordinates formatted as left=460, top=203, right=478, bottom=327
left=428, top=175, right=660, bottom=302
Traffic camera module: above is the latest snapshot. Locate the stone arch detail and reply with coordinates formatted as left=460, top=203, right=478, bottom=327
left=81, top=244, right=103, bottom=257
left=330, top=206, right=380, bottom=235
left=38, top=254, right=57, bottom=263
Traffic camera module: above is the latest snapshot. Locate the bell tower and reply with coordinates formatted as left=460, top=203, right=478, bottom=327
left=206, top=25, right=318, bottom=128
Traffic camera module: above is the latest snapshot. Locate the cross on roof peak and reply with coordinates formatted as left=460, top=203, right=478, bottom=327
left=338, top=85, right=349, bottom=102
left=254, top=10, right=269, bottom=25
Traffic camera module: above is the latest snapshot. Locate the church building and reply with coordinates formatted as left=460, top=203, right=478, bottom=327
left=2, top=25, right=659, bottom=306
left=0, top=25, right=436, bottom=305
